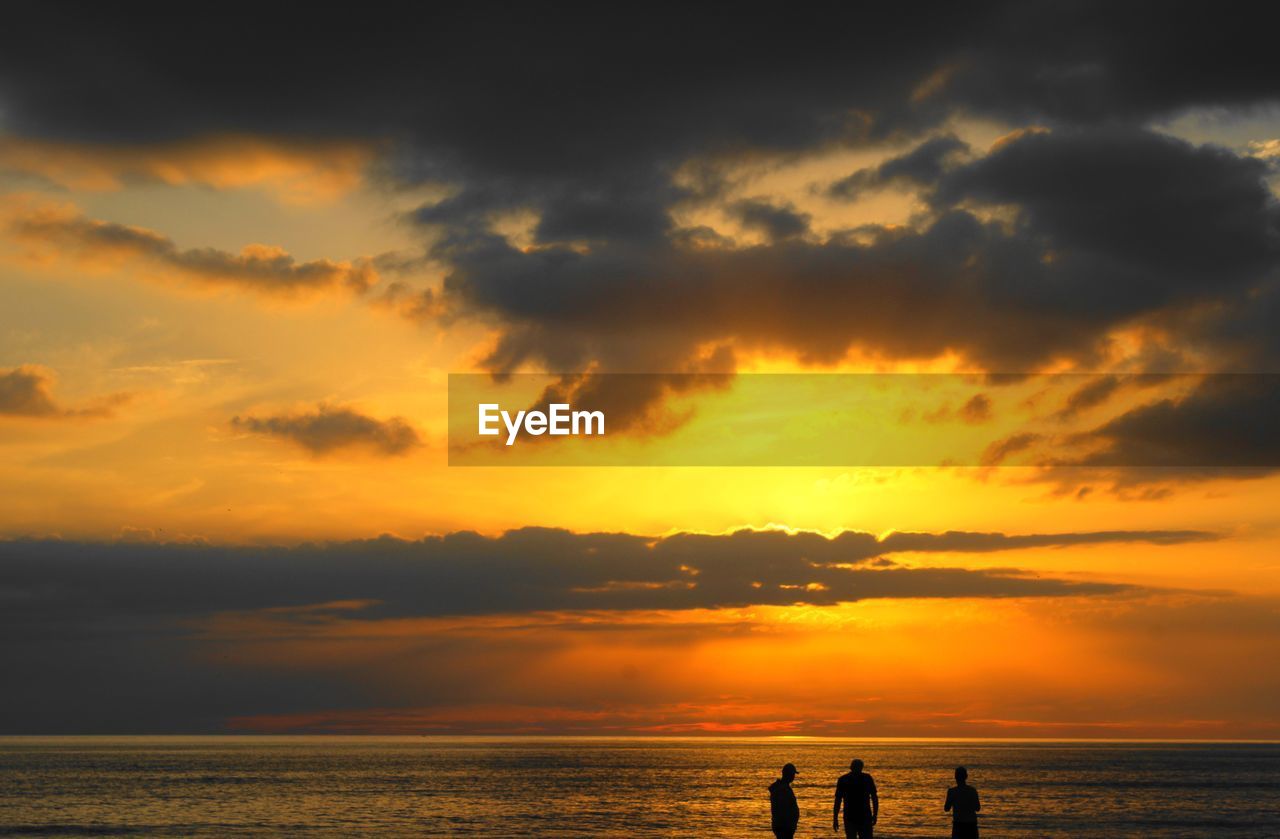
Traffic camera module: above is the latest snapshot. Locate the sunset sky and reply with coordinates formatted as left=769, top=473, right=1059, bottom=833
left=2, top=5, right=1280, bottom=738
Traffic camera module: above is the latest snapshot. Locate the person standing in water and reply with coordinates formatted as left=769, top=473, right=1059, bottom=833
left=833, top=758, right=878, bottom=838
left=944, top=766, right=981, bottom=838
left=769, top=763, right=800, bottom=839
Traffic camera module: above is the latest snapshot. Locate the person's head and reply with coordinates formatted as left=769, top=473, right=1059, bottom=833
left=955, top=766, right=968, bottom=784
left=782, top=763, right=798, bottom=781
left=850, top=758, right=864, bottom=773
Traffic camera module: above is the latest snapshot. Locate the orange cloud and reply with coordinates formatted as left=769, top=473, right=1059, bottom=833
left=0, top=134, right=373, bottom=204
left=4, top=198, right=378, bottom=295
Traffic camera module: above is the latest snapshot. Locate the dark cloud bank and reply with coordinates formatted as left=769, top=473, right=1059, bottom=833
left=0, top=527, right=1210, bottom=632
left=0, top=526, right=1218, bottom=732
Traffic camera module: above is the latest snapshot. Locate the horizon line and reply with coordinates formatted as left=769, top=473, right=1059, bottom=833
left=4, top=734, right=1278, bottom=745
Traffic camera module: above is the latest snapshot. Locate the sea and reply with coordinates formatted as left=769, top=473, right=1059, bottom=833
left=2, top=737, right=1278, bottom=837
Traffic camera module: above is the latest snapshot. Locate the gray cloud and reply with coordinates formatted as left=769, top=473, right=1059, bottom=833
left=934, top=128, right=1280, bottom=311
left=428, top=127, right=1280, bottom=474
left=0, top=366, right=61, bottom=416
left=232, top=405, right=421, bottom=456
left=827, top=134, right=970, bottom=200
left=0, top=526, right=1219, bottom=733
left=4, top=4, right=1277, bottom=257
left=730, top=198, right=812, bottom=242
left=4, top=5, right=1277, bottom=176
left=1055, top=375, right=1124, bottom=420
left=0, top=527, right=1212, bottom=634
left=974, top=375, right=1280, bottom=486
left=0, top=366, right=127, bottom=418
left=434, top=129, right=1277, bottom=375
left=1066, top=375, right=1280, bottom=471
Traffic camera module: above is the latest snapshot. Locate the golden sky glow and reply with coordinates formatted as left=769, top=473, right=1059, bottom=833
left=3, top=76, right=1280, bottom=738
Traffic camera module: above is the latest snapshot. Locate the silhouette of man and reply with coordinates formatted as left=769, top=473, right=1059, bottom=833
left=944, top=766, right=981, bottom=839
left=769, top=763, right=800, bottom=839
left=833, top=758, right=878, bottom=838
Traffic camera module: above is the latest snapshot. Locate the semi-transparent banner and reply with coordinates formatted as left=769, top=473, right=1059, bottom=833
left=447, top=373, right=1279, bottom=467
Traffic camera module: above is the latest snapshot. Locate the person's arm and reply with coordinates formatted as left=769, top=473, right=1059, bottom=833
left=870, top=777, right=879, bottom=822
left=833, top=781, right=843, bottom=831
left=973, top=788, right=980, bottom=813
left=945, top=788, right=954, bottom=812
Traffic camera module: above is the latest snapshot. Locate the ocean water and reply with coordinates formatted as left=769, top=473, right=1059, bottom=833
left=2, top=737, right=1278, bottom=837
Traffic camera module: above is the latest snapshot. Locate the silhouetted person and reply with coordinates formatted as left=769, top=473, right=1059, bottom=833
left=833, top=758, right=878, bottom=838
left=944, top=766, right=981, bottom=839
left=769, top=763, right=800, bottom=838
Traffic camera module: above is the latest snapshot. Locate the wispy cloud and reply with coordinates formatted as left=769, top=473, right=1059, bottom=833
left=231, top=404, right=421, bottom=456
left=0, top=365, right=129, bottom=419
left=6, top=199, right=378, bottom=295
left=0, top=135, right=372, bottom=204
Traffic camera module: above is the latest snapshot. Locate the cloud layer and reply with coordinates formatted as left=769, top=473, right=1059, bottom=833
left=0, top=526, right=1242, bottom=735
left=0, top=527, right=1211, bottom=631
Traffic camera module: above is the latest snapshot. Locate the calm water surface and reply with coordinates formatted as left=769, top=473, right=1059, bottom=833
left=2, top=737, right=1278, bottom=837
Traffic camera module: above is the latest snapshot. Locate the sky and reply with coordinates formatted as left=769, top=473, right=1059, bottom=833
left=2, top=3, right=1280, bottom=737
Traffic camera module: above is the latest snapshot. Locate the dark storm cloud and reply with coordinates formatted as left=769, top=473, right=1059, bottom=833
left=1065, top=375, right=1280, bottom=470
left=6, top=4, right=1280, bottom=471
left=2, top=3, right=1275, bottom=248
left=1178, top=277, right=1280, bottom=370
left=439, top=123, right=1280, bottom=377
left=827, top=134, right=970, bottom=200
left=975, top=375, right=1280, bottom=481
left=439, top=212, right=1066, bottom=374
left=730, top=199, right=812, bottom=242
left=2, top=7, right=1277, bottom=356
left=0, top=6, right=970, bottom=170
left=231, top=405, right=421, bottom=456
left=938, top=3, right=1280, bottom=125
left=934, top=128, right=1280, bottom=310
left=4, top=4, right=1277, bottom=168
